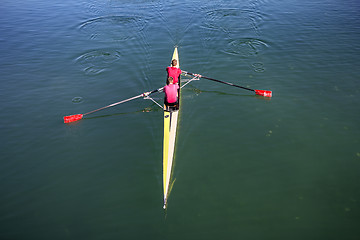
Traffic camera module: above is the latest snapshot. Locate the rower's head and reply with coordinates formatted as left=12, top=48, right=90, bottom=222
left=171, top=59, right=177, bottom=67
left=167, top=77, right=174, bottom=85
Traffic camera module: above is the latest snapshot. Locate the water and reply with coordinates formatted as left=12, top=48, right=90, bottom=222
left=1, top=0, right=359, bottom=239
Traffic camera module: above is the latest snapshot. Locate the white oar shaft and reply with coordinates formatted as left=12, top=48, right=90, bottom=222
left=83, top=94, right=144, bottom=116
left=83, top=88, right=163, bottom=116
left=108, top=94, right=143, bottom=107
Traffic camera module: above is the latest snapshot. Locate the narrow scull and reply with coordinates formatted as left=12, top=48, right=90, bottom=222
left=163, top=47, right=180, bottom=209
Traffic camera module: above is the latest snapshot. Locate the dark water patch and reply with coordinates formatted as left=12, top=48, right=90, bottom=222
left=78, top=15, right=146, bottom=42
left=74, top=48, right=122, bottom=75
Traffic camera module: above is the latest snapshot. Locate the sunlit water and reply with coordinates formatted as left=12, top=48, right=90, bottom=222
left=1, top=0, right=359, bottom=239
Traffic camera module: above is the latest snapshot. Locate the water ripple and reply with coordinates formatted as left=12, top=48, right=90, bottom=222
left=78, top=15, right=146, bottom=42
left=203, top=8, right=266, bottom=32
left=71, top=97, right=83, bottom=104
left=222, top=38, right=269, bottom=56
left=252, top=62, right=266, bottom=72
left=75, top=49, right=122, bottom=75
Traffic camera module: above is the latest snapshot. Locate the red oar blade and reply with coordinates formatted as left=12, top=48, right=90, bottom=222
left=64, top=114, right=83, bottom=123
left=255, top=90, right=272, bottom=97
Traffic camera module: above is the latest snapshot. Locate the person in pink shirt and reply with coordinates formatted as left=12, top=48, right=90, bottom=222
left=166, top=59, right=182, bottom=84
left=163, top=77, right=179, bottom=110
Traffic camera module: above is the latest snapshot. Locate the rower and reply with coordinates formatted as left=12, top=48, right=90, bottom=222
left=164, top=77, right=179, bottom=111
left=166, top=59, right=182, bottom=84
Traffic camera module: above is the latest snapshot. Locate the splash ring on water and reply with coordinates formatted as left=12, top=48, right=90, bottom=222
left=75, top=48, right=122, bottom=75
left=72, top=97, right=83, bottom=104
left=252, top=62, right=265, bottom=73
left=222, top=38, right=269, bottom=57
left=203, top=8, right=265, bottom=32
left=78, top=15, right=146, bottom=42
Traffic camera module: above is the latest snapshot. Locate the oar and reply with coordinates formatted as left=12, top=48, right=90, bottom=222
left=183, top=71, right=272, bottom=97
left=63, top=88, right=163, bottom=123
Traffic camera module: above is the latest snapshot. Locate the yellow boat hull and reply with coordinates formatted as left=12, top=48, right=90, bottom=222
left=163, top=47, right=180, bottom=209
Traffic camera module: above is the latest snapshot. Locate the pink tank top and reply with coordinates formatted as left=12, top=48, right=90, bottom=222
left=166, top=67, right=182, bottom=84
left=164, top=84, right=179, bottom=103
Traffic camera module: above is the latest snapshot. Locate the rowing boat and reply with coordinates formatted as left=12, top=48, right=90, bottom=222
left=163, top=47, right=180, bottom=209
left=63, top=47, right=272, bottom=210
